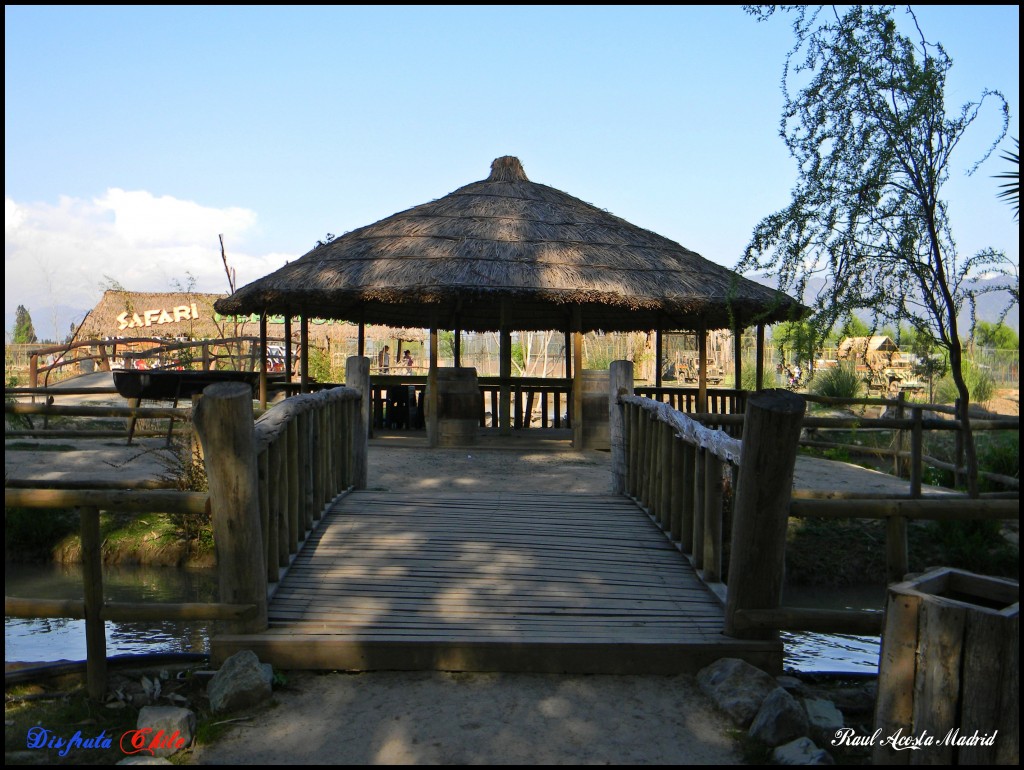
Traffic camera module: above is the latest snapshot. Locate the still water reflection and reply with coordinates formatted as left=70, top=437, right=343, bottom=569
left=5, top=562, right=218, bottom=663
left=6, top=564, right=886, bottom=674
left=782, top=583, right=885, bottom=674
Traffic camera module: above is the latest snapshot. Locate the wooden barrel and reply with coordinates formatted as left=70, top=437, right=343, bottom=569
left=576, top=369, right=610, bottom=450
left=427, top=367, right=481, bottom=446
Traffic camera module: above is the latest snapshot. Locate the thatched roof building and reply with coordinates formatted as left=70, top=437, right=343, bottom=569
left=78, top=290, right=424, bottom=348
left=215, top=157, right=802, bottom=333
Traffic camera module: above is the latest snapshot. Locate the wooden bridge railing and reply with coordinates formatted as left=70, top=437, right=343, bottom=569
left=609, top=360, right=1020, bottom=641
left=4, top=356, right=370, bottom=700
left=195, top=356, right=369, bottom=611
left=5, top=398, right=191, bottom=444
left=3, top=488, right=244, bottom=700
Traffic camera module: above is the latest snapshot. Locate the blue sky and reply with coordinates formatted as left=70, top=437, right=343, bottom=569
left=5, top=5, right=1019, bottom=340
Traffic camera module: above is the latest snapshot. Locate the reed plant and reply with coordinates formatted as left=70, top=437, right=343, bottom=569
left=808, top=363, right=864, bottom=399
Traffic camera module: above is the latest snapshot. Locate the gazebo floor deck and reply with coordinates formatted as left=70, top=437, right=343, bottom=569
left=212, top=491, right=782, bottom=674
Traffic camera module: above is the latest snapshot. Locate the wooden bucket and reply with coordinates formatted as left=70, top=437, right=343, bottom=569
left=576, top=369, right=610, bottom=450
left=427, top=367, right=481, bottom=446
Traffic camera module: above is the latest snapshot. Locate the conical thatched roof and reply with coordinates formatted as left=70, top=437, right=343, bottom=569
left=216, top=157, right=803, bottom=332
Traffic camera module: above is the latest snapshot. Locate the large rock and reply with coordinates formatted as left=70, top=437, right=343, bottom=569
left=772, top=737, right=835, bottom=765
left=207, top=650, right=273, bottom=714
left=749, top=687, right=811, bottom=746
left=131, top=706, right=195, bottom=758
left=696, top=658, right=779, bottom=727
left=803, top=698, right=844, bottom=745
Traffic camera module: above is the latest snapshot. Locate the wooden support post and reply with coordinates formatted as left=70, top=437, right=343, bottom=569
left=627, top=404, right=640, bottom=498
left=193, top=382, right=268, bottom=634
left=636, top=409, right=649, bottom=505
left=894, top=390, right=906, bottom=477
left=655, top=325, right=664, bottom=387
left=500, top=305, right=512, bottom=436
left=669, top=435, right=683, bottom=543
left=270, top=439, right=287, bottom=568
left=681, top=442, right=695, bottom=554
left=609, top=361, right=634, bottom=495
left=954, top=397, right=965, bottom=488
left=357, top=321, right=365, bottom=357
left=886, top=516, right=909, bottom=584
left=258, top=450, right=273, bottom=583
left=910, top=407, right=923, bottom=499
left=659, top=421, right=672, bottom=531
left=345, top=356, right=370, bottom=489
left=454, top=323, right=462, bottom=367
left=300, top=315, right=310, bottom=393
left=703, top=453, right=723, bottom=582
left=724, top=389, right=805, bottom=640
left=697, top=328, right=708, bottom=413
left=259, top=312, right=268, bottom=410
left=733, top=324, right=743, bottom=391
left=571, top=308, right=583, bottom=446
left=693, top=448, right=706, bottom=569
left=755, top=324, right=765, bottom=391
left=284, top=315, right=293, bottom=385
left=80, top=505, right=107, bottom=700
left=427, top=322, right=440, bottom=447
left=287, top=419, right=300, bottom=551
left=564, top=328, right=572, bottom=381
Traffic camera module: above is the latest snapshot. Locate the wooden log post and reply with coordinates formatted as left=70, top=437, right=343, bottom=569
left=345, top=356, right=370, bottom=489
left=692, top=448, right=706, bottom=569
left=755, top=324, right=765, bottom=391
left=80, top=505, right=107, bottom=700
left=680, top=441, right=696, bottom=554
left=627, top=404, right=640, bottom=498
left=894, top=390, right=906, bottom=478
left=910, top=406, right=923, bottom=499
left=609, top=360, right=634, bottom=495
left=193, top=382, right=268, bottom=634
left=724, top=389, right=805, bottom=639
left=703, top=453, right=724, bottom=582
left=669, top=435, right=683, bottom=543
left=659, top=421, right=672, bottom=531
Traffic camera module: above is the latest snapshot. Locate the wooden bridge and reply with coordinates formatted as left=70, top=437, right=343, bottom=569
left=7, top=356, right=1017, bottom=698
left=212, top=489, right=780, bottom=673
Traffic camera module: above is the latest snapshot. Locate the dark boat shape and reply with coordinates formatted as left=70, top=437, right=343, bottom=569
left=113, top=370, right=260, bottom=401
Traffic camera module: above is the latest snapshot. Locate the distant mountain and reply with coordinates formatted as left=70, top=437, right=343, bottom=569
left=751, top=274, right=1019, bottom=333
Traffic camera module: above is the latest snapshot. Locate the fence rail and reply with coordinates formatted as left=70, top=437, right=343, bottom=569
left=609, top=369, right=1020, bottom=642
left=4, top=356, right=371, bottom=700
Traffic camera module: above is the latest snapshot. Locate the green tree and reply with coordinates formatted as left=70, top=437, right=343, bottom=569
left=973, top=320, right=1019, bottom=350
left=740, top=5, right=1017, bottom=496
left=13, top=305, right=37, bottom=344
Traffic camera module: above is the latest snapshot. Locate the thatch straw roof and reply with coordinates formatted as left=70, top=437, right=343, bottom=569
left=216, top=157, right=804, bottom=332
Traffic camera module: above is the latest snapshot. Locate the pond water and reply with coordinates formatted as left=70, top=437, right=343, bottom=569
left=4, top=562, right=218, bottom=663
left=5, top=563, right=884, bottom=674
left=780, top=583, right=885, bottom=675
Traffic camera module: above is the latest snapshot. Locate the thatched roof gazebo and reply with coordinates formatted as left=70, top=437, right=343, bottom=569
left=217, top=156, right=803, bottom=443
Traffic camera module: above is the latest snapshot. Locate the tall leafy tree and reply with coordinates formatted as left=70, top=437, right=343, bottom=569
left=13, top=305, right=37, bottom=344
left=740, top=5, right=1017, bottom=496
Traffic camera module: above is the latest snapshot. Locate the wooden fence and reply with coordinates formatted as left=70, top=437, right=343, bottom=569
left=368, top=375, right=573, bottom=431
left=22, top=336, right=290, bottom=387
left=609, top=363, right=1020, bottom=641
left=4, top=357, right=370, bottom=699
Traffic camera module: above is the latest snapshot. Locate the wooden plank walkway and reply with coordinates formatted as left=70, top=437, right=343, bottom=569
left=213, top=491, right=782, bottom=674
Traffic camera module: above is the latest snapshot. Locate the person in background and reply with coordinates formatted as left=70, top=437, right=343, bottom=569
left=402, top=350, right=414, bottom=374
left=378, top=345, right=391, bottom=373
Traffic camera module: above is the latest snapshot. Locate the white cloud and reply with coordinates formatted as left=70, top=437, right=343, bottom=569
left=4, top=190, right=291, bottom=327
